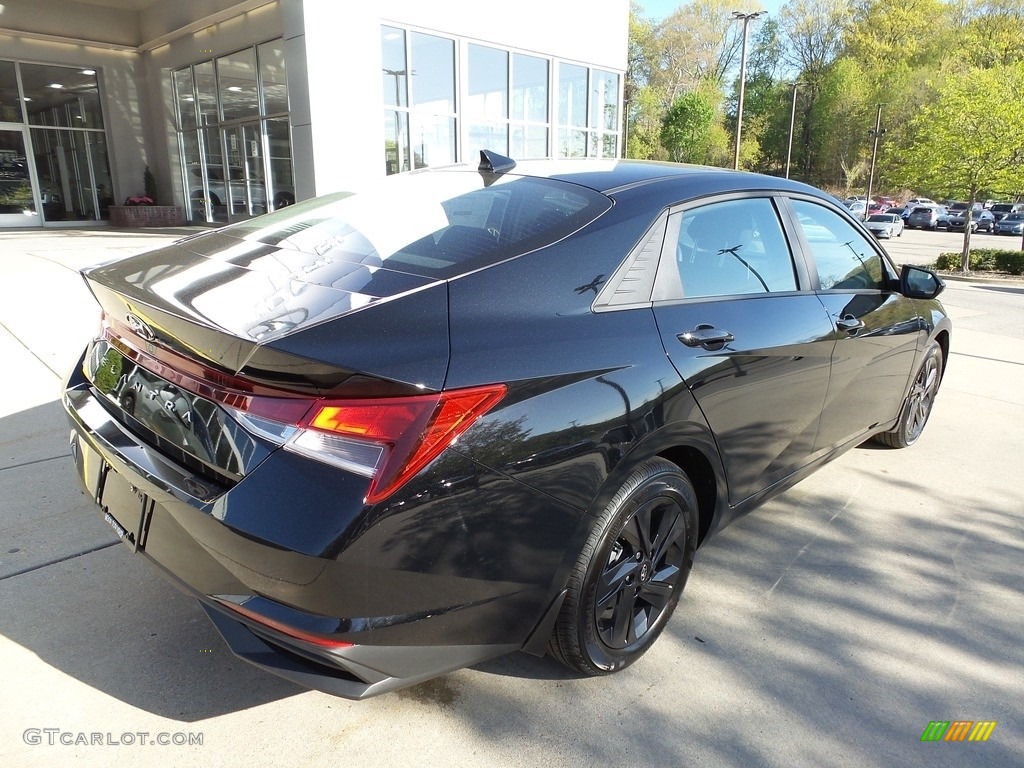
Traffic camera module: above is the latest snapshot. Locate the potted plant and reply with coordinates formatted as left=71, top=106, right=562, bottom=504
left=109, top=166, right=185, bottom=227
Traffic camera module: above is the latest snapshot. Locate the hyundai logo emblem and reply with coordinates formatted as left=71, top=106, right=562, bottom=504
left=125, top=312, right=156, bottom=342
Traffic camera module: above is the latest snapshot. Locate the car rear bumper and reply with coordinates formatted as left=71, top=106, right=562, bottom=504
left=62, top=365, right=557, bottom=697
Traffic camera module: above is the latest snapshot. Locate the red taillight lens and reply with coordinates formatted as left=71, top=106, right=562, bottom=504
left=301, top=385, right=507, bottom=504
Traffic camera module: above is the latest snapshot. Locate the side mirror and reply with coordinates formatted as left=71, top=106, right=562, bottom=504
left=899, top=264, right=945, bottom=299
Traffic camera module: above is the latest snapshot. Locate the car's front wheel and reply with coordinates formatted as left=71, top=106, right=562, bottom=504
left=873, top=341, right=944, bottom=448
left=549, top=458, right=698, bottom=675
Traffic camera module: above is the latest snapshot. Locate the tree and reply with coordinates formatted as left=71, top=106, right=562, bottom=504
left=895, top=64, right=1024, bottom=270
left=651, top=0, right=753, bottom=103
left=778, top=0, right=852, bottom=78
left=625, top=3, right=663, bottom=158
left=628, top=86, right=669, bottom=159
left=777, top=0, right=854, bottom=182
left=661, top=91, right=716, bottom=163
left=953, top=0, right=1024, bottom=69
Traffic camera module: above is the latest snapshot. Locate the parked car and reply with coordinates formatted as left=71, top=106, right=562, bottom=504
left=188, top=165, right=294, bottom=216
left=947, top=209, right=995, bottom=232
left=63, top=153, right=951, bottom=699
left=995, top=211, right=1024, bottom=235
left=886, top=206, right=910, bottom=221
left=990, top=203, right=1024, bottom=222
left=865, top=212, right=904, bottom=238
left=906, top=197, right=935, bottom=208
left=845, top=199, right=867, bottom=216
left=906, top=205, right=949, bottom=230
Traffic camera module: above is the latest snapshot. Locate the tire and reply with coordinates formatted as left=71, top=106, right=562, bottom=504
left=873, top=341, right=944, bottom=448
left=549, top=458, right=698, bottom=675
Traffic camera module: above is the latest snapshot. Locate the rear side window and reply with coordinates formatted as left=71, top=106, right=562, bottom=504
left=670, top=198, right=797, bottom=299
left=792, top=200, right=885, bottom=290
left=223, top=173, right=611, bottom=279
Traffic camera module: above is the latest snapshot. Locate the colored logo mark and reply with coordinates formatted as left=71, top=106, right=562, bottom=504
left=921, top=721, right=997, bottom=742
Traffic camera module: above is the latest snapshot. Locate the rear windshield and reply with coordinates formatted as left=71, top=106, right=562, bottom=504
left=223, top=171, right=611, bottom=280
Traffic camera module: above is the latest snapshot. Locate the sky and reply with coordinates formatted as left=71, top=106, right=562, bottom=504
left=637, top=0, right=784, bottom=21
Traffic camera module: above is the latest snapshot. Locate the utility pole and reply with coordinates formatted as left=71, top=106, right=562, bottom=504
left=865, top=104, right=885, bottom=220
left=732, top=11, right=766, bottom=170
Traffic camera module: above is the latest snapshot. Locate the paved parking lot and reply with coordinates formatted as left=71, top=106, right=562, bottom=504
left=1, top=226, right=1021, bottom=767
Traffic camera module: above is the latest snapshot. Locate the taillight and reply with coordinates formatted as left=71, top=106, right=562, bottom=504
left=231, top=384, right=507, bottom=504
left=97, top=320, right=504, bottom=503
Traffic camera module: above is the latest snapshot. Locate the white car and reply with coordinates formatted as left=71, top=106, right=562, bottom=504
left=864, top=213, right=904, bottom=239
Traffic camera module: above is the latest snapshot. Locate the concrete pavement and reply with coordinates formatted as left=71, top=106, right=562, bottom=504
left=0, top=226, right=1021, bottom=768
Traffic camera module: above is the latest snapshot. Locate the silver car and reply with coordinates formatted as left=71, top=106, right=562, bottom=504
left=906, top=205, right=948, bottom=230
left=864, top=213, right=904, bottom=239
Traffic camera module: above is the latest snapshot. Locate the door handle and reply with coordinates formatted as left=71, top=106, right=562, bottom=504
left=836, top=315, right=865, bottom=333
left=677, top=324, right=735, bottom=350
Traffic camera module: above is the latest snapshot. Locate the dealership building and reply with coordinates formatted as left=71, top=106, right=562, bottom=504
left=0, top=0, right=627, bottom=228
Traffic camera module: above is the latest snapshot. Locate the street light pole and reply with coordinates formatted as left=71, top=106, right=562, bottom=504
left=865, top=104, right=886, bottom=220
left=785, top=81, right=800, bottom=179
left=732, top=10, right=766, bottom=170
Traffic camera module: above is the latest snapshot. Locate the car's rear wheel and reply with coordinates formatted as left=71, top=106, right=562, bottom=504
left=873, top=341, right=944, bottom=448
left=549, top=458, right=697, bottom=675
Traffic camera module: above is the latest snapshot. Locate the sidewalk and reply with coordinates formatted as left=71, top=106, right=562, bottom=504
left=0, top=228, right=204, bottom=581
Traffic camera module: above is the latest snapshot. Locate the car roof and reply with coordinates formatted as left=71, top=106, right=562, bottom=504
left=427, top=157, right=824, bottom=201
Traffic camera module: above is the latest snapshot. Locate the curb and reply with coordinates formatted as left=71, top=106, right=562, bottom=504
left=937, top=272, right=1024, bottom=287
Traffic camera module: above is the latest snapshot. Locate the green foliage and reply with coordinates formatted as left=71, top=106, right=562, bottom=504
left=935, top=250, right=998, bottom=270
left=625, top=0, right=1024, bottom=187
left=0, top=182, right=33, bottom=207
left=626, top=85, right=668, bottom=160
left=954, top=0, right=1024, bottom=68
left=935, top=248, right=1024, bottom=274
left=661, top=92, right=716, bottom=164
left=894, top=64, right=1024, bottom=203
left=994, top=250, right=1024, bottom=274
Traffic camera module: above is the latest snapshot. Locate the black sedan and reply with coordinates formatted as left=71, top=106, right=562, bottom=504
left=63, top=153, right=950, bottom=698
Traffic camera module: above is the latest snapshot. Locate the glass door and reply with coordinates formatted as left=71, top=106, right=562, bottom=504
left=0, top=125, right=39, bottom=227
left=222, top=122, right=266, bottom=221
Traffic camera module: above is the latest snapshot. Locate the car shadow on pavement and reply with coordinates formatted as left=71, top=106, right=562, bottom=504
left=647, top=469, right=1024, bottom=766
left=0, top=400, right=301, bottom=721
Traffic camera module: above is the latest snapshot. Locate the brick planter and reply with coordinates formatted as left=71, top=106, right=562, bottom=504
left=109, top=205, right=186, bottom=227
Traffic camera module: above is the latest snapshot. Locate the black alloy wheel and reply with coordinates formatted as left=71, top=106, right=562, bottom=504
left=549, top=458, right=698, bottom=675
left=874, top=341, right=944, bottom=448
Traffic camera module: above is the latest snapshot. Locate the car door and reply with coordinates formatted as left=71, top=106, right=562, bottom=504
left=650, top=196, right=836, bottom=504
left=784, top=198, right=924, bottom=453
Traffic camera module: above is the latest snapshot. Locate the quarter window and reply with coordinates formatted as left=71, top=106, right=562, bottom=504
left=791, top=200, right=885, bottom=290
left=669, top=198, right=797, bottom=299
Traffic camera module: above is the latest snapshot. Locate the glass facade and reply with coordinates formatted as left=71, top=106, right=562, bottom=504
left=0, top=60, right=112, bottom=225
left=173, top=40, right=293, bottom=224
left=381, top=26, right=621, bottom=174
